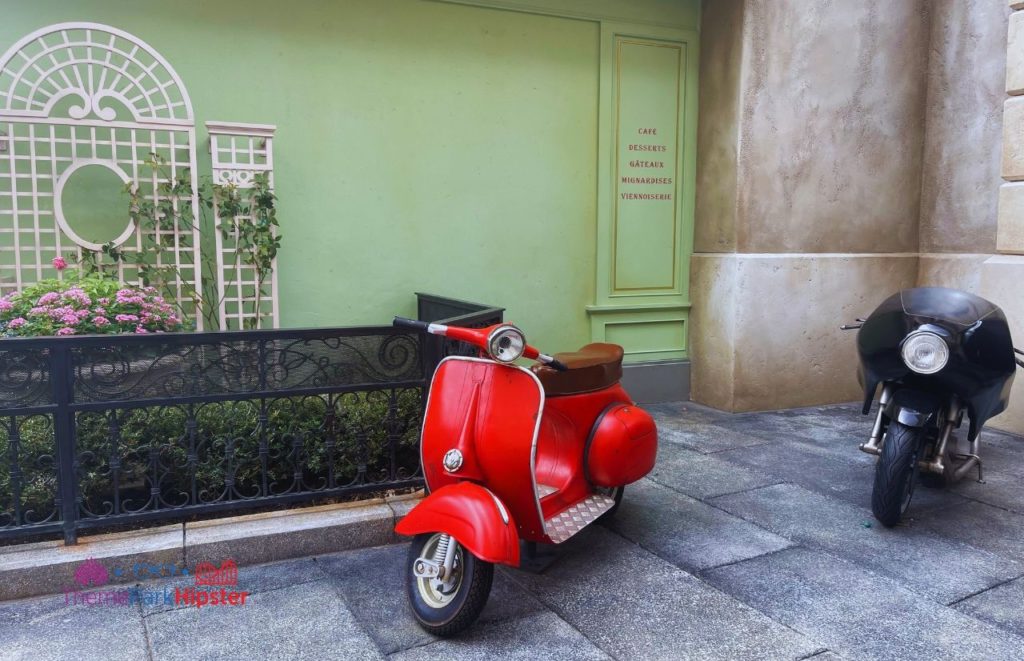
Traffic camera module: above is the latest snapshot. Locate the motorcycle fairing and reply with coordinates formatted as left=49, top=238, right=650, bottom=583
left=418, top=357, right=547, bottom=542
left=857, top=287, right=1016, bottom=438
left=396, top=482, right=520, bottom=566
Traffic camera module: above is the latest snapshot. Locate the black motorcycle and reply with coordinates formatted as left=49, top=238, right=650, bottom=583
left=844, top=287, right=1023, bottom=526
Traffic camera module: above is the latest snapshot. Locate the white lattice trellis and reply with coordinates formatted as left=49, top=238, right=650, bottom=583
left=207, top=121, right=278, bottom=330
left=0, top=23, right=203, bottom=325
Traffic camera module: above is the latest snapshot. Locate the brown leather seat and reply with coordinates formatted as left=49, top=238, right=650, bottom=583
left=532, top=343, right=624, bottom=396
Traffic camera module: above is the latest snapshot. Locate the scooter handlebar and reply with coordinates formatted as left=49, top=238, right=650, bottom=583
left=392, top=316, right=431, bottom=333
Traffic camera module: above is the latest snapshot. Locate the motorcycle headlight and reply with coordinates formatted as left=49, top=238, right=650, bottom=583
left=901, top=331, right=949, bottom=375
left=487, top=325, right=525, bottom=363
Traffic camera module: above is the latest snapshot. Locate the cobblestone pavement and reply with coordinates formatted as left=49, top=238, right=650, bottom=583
left=4, top=402, right=1024, bottom=660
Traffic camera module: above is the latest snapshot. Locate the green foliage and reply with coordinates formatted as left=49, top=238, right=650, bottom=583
left=213, top=172, right=281, bottom=329
left=0, top=390, right=422, bottom=528
left=78, top=153, right=282, bottom=330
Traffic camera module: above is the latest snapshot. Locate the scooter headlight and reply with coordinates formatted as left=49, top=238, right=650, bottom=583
left=901, top=330, right=949, bottom=375
left=487, top=325, right=526, bottom=363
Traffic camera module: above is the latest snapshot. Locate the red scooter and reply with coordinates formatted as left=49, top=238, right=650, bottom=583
left=392, top=316, right=658, bottom=635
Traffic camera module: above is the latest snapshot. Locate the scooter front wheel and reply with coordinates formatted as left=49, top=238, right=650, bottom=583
left=406, top=532, right=493, bottom=636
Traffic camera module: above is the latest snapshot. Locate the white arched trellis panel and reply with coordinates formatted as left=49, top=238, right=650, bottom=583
left=0, top=22, right=203, bottom=325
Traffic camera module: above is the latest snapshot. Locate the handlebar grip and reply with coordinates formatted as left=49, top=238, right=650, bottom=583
left=549, top=359, right=569, bottom=372
left=393, top=316, right=431, bottom=333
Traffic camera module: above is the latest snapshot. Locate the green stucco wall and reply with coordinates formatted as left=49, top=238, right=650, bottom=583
left=1, top=0, right=698, bottom=355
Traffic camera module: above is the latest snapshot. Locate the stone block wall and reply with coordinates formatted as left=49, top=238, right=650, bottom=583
left=693, top=0, right=1024, bottom=434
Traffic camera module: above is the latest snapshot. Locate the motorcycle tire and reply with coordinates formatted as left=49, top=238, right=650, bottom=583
left=871, top=422, right=923, bottom=527
left=406, top=532, right=493, bottom=637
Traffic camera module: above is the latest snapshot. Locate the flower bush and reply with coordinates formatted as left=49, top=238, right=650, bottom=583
left=0, top=267, right=183, bottom=337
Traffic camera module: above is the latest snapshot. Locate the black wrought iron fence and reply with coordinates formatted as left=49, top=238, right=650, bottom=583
left=0, top=294, right=501, bottom=545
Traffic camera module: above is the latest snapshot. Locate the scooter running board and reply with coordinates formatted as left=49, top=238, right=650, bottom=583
left=544, top=494, right=616, bottom=543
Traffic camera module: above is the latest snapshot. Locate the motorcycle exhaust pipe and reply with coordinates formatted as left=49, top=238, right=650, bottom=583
left=859, top=385, right=892, bottom=456
left=950, top=453, right=984, bottom=483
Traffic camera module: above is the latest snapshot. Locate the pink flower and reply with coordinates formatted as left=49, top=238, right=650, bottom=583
left=60, top=313, right=79, bottom=325
left=56, top=327, right=75, bottom=336
left=0, top=299, right=11, bottom=312
left=115, top=314, right=139, bottom=323
left=94, top=307, right=106, bottom=316
left=98, top=298, right=110, bottom=306
left=7, top=317, right=26, bottom=329
left=134, top=325, right=148, bottom=334
left=37, top=292, right=60, bottom=306
left=92, top=316, right=110, bottom=326
left=52, top=256, right=67, bottom=271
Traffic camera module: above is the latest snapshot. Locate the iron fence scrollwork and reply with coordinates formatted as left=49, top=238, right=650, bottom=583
left=0, top=294, right=500, bottom=545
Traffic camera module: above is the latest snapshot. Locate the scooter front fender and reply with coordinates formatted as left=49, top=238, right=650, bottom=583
left=395, top=482, right=520, bottom=567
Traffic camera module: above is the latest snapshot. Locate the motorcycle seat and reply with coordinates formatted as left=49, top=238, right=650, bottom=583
left=532, top=343, right=624, bottom=396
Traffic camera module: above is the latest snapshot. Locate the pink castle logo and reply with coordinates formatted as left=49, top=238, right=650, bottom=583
left=74, top=558, right=109, bottom=587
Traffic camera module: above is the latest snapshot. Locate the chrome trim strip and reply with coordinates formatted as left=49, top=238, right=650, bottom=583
left=482, top=486, right=510, bottom=525
left=422, top=355, right=546, bottom=536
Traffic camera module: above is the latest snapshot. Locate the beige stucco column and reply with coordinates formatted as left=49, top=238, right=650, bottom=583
left=979, top=0, right=1024, bottom=432
left=690, top=0, right=923, bottom=411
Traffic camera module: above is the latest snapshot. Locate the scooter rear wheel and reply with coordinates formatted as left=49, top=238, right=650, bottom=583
left=871, top=422, right=922, bottom=527
left=406, top=532, right=493, bottom=637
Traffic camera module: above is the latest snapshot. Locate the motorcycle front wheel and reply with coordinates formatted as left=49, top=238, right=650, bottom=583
left=871, top=422, right=923, bottom=527
left=406, top=532, right=493, bottom=637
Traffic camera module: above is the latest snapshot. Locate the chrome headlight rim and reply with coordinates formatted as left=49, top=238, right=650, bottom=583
left=900, top=330, right=950, bottom=375
left=486, top=324, right=526, bottom=364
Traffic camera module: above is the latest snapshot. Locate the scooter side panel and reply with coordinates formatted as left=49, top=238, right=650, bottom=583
left=537, top=384, right=633, bottom=520
left=420, top=357, right=546, bottom=541
left=396, top=482, right=520, bottom=566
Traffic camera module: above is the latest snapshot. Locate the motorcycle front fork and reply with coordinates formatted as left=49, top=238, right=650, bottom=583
left=859, top=389, right=984, bottom=483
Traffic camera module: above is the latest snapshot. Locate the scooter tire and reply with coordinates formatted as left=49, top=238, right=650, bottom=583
left=871, top=422, right=922, bottom=527
left=406, top=533, right=493, bottom=637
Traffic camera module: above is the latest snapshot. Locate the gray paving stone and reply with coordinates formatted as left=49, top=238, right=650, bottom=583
left=713, top=411, right=840, bottom=442
left=137, top=556, right=325, bottom=616
left=388, top=611, right=611, bottom=661
left=317, top=543, right=546, bottom=654
left=605, top=479, right=793, bottom=572
left=973, top=426, right=1024, bottom=451
left=714, top=437, right=968, bottom=512
left=950, top=442, right=1024, bottom=514
left=648, top=442, right=781, bottom=499
left=953, top=577, right=1024, bottom=638
left=511, top=526, right=824, bottom=660
left=704, top=546, right=1024, bottom=661
left=145, top=580, right=382, bottom=660
left=0, top=594, right=148, bottom=661
left=646, top=400, right=736, bottom=424
left=711, top=483, right=1022, bottom=604
left=659, top=421, right=779, bottom=454
left=915, top=499, right=1024, bottom=564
